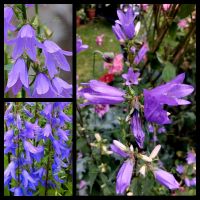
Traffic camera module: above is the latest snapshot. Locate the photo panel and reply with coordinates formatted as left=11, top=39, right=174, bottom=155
left=4, top=4, right=73, bottom=98
left=76, top=4, right=196, bottom=196
left=4, top=102, right=72, bottom=196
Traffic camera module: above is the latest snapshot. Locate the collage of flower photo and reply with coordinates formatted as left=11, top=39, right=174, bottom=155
left=4, top=3, right=196, bottom=197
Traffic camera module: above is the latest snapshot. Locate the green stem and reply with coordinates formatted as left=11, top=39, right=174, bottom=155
left=45, top=139, right=51, bottom=196
left=35, top=4, right=40, bottom=35
left=92, top=52, right=96, bottom=79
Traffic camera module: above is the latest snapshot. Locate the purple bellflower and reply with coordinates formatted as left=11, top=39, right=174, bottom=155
left=134, top=43, right=148, bottom=65
left=131, top=110, right=145, bottom=149
left=184, top=177, right=196, bottom=187
left=122, top=67, right=140, bottom=85
left=52, top=77, right=72, bottom=98
left=113, top=6, right=136, bottom=40
left=11, top=187, right=24, bottom=196
left=186, top=151, right=196, bottom=164
left=4, top=161, right=16, bottom=184
left=176, top=165, right=184, bottom=174
left=110, top=140, right=129, bottom=158
left=32, top=73, right=56, bottom=98
left=116, top=159, right=134, bottom=194
left=11, top=24, right=40, bottom=61
left=144, top=73, right=194, bottom=125
left=154, top=168, right=180, bottom=190
left=4, top=7, right=16, bottom=43
left=21, top=169, right=37, bottom=188
left=76, top=37, right=88, bottom=53
left=79, top=80, right=125, bottom=105
left=5, top=58, right=29, bottom=96
left=42, top=40, right=72, bottom=78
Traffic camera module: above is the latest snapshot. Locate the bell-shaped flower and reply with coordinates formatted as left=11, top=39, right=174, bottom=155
left=134, top=43, right=149, bottom=65
left=79, top=80, right=125, bottom=105
left=115, top=6, right=136, bottom=39
left=110, top=140, right=129, bottom=158
left=32, top=73, right=57, bottom=98
left=52, top=77, right=72, bottom=98
left=11, top=187, right=24, bottom=196
left=21, top=169, right=36, bottom=188
left=11, top=24, right=40, bottom=61
left=76, top=37, right=88, bottom=53
left=116, top=159, right=134, bottom=194
left=58, top=110, right=72, bottom=126
left=131, top=110, right=145, bottom=149
left=4, top=161, right=16, bottom=182
left=57, top=128, right=70, bottom=141
left=21, top=121, right=40, bottom=139
left=5, top=58, right=29, bottom=96
left=24, top=140, right=44, bottom=163
left=43, top=124, right=52, bottom=138
left=4, top=7, right=16, bottom=43
left=4, top=129, right=14, bottom=143
left=53, top=140, right=67, bottom=155
left=144, top=73, right=194, bottom=124
left=42, top=40, right=72, bottom=78
left=122, top=68, right=140, bottom=85
left=154, top=168, right=179, bottom=190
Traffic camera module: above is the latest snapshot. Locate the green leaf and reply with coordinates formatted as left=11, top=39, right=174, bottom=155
left=168, top=22, right=178, bottom=39
left=178, top=4, right=195, bottom=18
left=4, top=64, right=13, bottom=71
left=161, top=62, right=176, bottom=82
left=88, top=164, right=99, bottom=194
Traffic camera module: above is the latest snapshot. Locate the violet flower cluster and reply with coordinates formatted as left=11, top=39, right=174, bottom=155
left=78, top=5, right=195, bottom=195
left=4, top=102, right=72, bottom=196
left=4, top=5, right=72, bottom=98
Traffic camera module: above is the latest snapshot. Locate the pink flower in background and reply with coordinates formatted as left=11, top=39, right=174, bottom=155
left=178, top=19, right=188, bottom=29
left=94, top=104, right=110, bottom=118
left=163, top=4, right=171, bottom=11
left=96, top=34, right=104, bottom=46
left=104, top=54, right=123, bottom=75
left=140, top=4, right=149, bottom=11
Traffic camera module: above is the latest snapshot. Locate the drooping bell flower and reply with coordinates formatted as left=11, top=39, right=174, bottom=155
left=52, top=77, right=72, bottom=98
left=21, top=169, right=37, bottom=188
left=154, top=168, right=179, bottom=190
left=11, top=187, right=24, bottom=196
left=116, top=159, right=134, bottom=194
left=32, top=73, right=57, bottom=98
left=11, top=24, right=40, bottom=61
left=131, top=110, right=145, bottom=149
left=42, top=40, right=72, bottom=78
left=4, top=161, right=16, bottom=184
left=144, top=73, right=194, bottom=125
left=5, top=58, right=29, bottom=96
left=4, top=7, right=16, bottom=43
left=122, top=67, right=140, bottom=85
left=76, top=37, right=88, bottom=53
left=79, top=80, right=125, bottom=105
